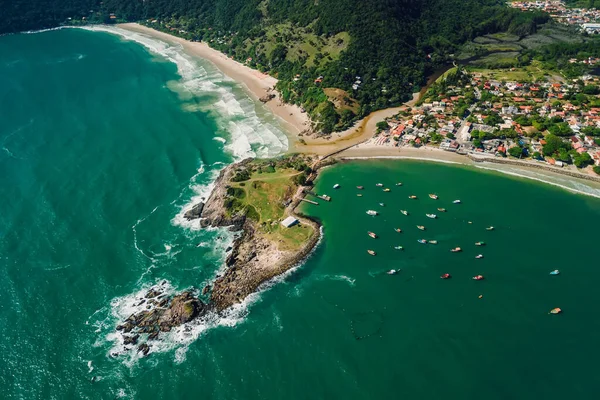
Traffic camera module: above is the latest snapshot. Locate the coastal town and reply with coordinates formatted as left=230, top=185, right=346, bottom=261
left=509, top=0, right=600, bottom=33
left=372, top=67, right=600, bottom=176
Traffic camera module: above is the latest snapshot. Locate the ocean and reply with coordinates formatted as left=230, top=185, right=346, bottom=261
left=1, top=27, right=600, bottom=399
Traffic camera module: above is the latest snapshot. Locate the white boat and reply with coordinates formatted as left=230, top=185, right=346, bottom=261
left=428, top=240, right=438, bottom=244
left=453, top=200, right=461, bottom=204
left=387, top=269, right=399, bottom=275
left=394, top=246, right=404, bottom=250
left=376, top=183, right=383, bottom=187
left=429, top=194, right=438, bottom=200
left=379, top=203, right=385, bottom=207
left=400, top=210, right=408, bottom=216
left=333, top=184, right=340, bottom=189
left=475, top=254, right=483, bottom=259
left=396, top=182, right=403, bottom=186
left=426, top=214, right=437, bottom=219
left=550, top=269, right=560, bottom=275
left=366, top=210, right=378, bottom=216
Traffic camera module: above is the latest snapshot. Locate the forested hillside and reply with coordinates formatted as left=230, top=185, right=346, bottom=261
left=1, top=0, right=549, bottom=133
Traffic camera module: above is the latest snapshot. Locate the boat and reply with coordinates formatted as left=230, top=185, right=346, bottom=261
left=368, top=231, right=377, bottom=239
left=416, top=225, right=425, bottom=231
left=409, top=195, right=417, bottom=199
left=395, top=228, right=402, bottom=233
left=450, top=247, right=462, bottom=252
left=428, top=240, right=438, bottom=244
left=400, top=210, right=408, bottom=216
left=379, top=203, right=385, bottom=207
left=453, top=200, right=461, bottom=204
left=475, top=254, right=484, bottom=259
left=486, top=226, right=495, bottom=231
left=376, top=183, right=383, bottom=187
left=394, top=246, right=404, bottom=250
left=317, top=194, right=331, bottom=201
left=426, top=213, right=437, bottom=219
left=418, top=239, right=428, bottom=244
left=549, top=307, right=562, bottom=314
left=333, top=184, right=340, bottom=189
left=366, top=210, right=378, bottom=216
left=440, top=273, right=451, bottom=279
left=550, top=269, right=560, bottom=275
left=387, top=269, right=399, bottom=275
left=472, top=275, right=484, bottom=281
left=396, top=182, right=403, bottom=186
left=429, top=194, right=438, bottom=200
left=367, top=250, right=376, bottom=256
left=468, top=221, right=473, bottom=224
left=475, top=241, right=485, bottom=246
left=357, top=194, right=363, bottom=197
left=356, top=186, right=364, bottom=190
left=437, top=208, right=446, bottom=212
left=383, top=188, right=391, bottom=192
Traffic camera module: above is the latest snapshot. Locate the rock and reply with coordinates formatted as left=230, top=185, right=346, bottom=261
left=158, top=291, right=204, bottom=326
left=145, top=288, right=161, bottom=299
left=184, top=202, right=204, bottom=220
left=123, top=334, right=140, bottom=345
left=148, top=331, right=159, bottom=340
left=259, top=93, right=275, bottom=103
left=202, top=285, right=211, bottom=295
left=137, top=343, right=150, bottom=356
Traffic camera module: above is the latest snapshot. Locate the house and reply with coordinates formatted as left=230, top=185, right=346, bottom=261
left=281, top=216, right=299, bottom=228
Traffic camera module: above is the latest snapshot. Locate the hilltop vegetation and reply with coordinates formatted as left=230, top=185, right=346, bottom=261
left=2, top=0, right=550, bottom=133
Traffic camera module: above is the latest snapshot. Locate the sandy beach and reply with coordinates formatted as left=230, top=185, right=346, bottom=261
left=117, top=23, right=311, bottom=140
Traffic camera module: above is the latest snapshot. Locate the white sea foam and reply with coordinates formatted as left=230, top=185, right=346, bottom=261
left=321, top=274, right=356, bottom=287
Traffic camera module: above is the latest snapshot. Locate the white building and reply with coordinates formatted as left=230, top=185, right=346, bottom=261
left=281, top=216, right=299, bottom=228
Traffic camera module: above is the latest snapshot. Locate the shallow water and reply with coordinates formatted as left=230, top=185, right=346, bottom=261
left=2, top=29, right=600, bottom=399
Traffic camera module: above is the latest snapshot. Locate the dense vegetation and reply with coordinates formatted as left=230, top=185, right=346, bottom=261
left=2, top=0, right=549, bottom=133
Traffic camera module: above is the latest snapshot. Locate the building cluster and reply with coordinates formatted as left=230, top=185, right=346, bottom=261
left=509, top=1, right=600, bottom=33
left=376, top=70, right=600, bottom=169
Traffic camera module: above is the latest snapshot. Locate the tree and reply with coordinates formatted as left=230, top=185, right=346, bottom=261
left=532, top=151, right=542, bottom=160
left=446, top=133, right=456, bottom=139
left=572, top=151, right=593, bottom=168
left=376, top=121, right=389, bottom=132
left=508, top=146, right=523, bottom=158
left=594, top=165, right=600, bottom=175
left=542, top=134, right=571, bottom=156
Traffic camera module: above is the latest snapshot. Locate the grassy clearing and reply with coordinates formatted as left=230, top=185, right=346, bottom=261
left=323, top=87, right=360, bottom=113
left=229, top=168, right=314, bottom=251
left=469, top=60, right=553, bottom=82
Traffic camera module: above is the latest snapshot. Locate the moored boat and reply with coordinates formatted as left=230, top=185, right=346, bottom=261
left=428, top=240, right=437, bottom=244
left=383, top=188, right=391, bottom=192
left=486, top=226, right=495, bottom=231
left=400, top=210, right=408, bottom=216
left=472, top=275, right=484, bottom=281
left=453, top=199, right=461, bottom=204
left=450, top=247, right=462, bottom=252
left=366, top=210, right=378, bottom=216
left=437, top=208, right=446, bottom=212
left=440, top=273, right=451, bottom=279
left=379, top=203, right=385, bottom=207
left=396, top=182, right=403, bottom=186
left=409, top=195, right=417, bottom=199
left=418, top=239, right=428, bottom=244
left=394, top=246, right=404, bottom=250
left=368, top=231, right=377, bottom=239
left=387, top=269, right=399, bottom=275
left=367, top=250, right=376, bottom=256
left=475, top=241, right=485, bottom=246
left=376, top=183, right=383, bottom=187
left=426, top=213, right=437, bottom=219
left=357, top=194, right=363, bottom=197
left=475, top=254, right=483, bottom=259
left=550, top=269, right=560, bottom=275
left=395, top=228, right=402, bottom=233
left=549, top=307, right=562, bottom=314
left=416, top=225, right=425, bottom=231
left=429, top=194, right=438, bottom=200
left=356, top=186, right=364, bottom=190
left=333, top=184, right=340, bottom=189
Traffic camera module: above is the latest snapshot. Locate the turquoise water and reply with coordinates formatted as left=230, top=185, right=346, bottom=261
left=2, top=28, right=600, bottom=399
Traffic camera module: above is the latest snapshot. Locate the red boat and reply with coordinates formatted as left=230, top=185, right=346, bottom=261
left=472, top=275, right=484, bottom=281
left=440, top=273, right=451, bottom=279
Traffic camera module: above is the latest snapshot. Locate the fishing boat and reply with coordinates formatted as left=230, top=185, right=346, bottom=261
left=356, top=186, right=364, bottom=190
left=428, top=240, right=438, bottom=245
left=472, top=275, right=484, bottom=281
left=396, top=182, right=403, bottom=186
left=376, top=183, right=383, bottom=187
left=453, top=199, right=461, bottom=204
left=475, top=254, right=484, bottom=259
left=450, top=247, right=462, bottom=252
left=387, top=269, right=399, bottom=275
left=367, top=250, right=376, bottom=256
left=409, top=195, right=417, bottom=199
left=394, top=246, right=404, bottom=250
left=395, top=228, right=402, bottom=233
left=426, top=213, right=437, bottom=219
left=400, top=210, right=408, bottom=216
left=440, top=273, right=451, bottom=279
left=549, top=307, right=562, bottom=314
left=416, top=225, right=425, bottom=231
left=429, top=194, right=438, bottom=200
left=368, top=231, right=377, bottom=239
left=437, top=208, right=446, bottom=212
left=379, top=203, right=385, bottom=207
left=366, top=210, right=378, bottom=216
left=357, top=194, right=363, bottom=197
left=383, top=188, right=391, bottom=192
left=475, top=241, right=485, bottom=246
left=486, top=226, right=495, bottom=231
left=550, top=269, right=560, bottom=275
left=333, top=184, right=340, bottom=189
left=417, top=239, right=428, bottom=244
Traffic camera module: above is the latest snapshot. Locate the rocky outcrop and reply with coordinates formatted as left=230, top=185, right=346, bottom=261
left=183, top=202, right=204, bottom=220
left=259, top=93, right=276, bottom=103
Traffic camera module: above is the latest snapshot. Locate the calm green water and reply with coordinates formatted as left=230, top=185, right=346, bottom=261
left=1, top=28, right=600, bottom=400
